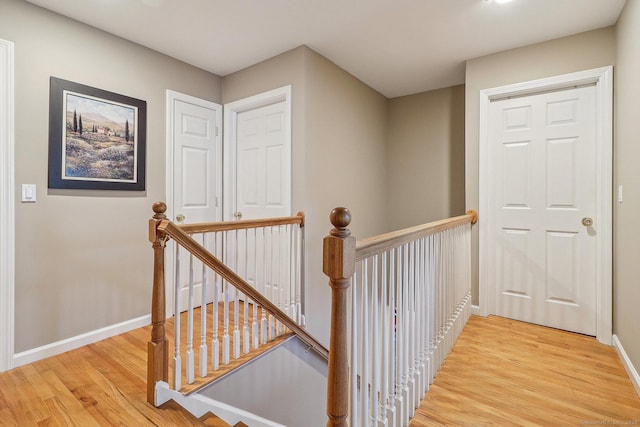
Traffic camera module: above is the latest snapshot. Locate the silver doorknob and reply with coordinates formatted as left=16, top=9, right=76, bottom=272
left=233, top=212, right=243, bottom=220
left=582, top=217, right=593, bottom=227
left=176, top=214, right=185, bottom=223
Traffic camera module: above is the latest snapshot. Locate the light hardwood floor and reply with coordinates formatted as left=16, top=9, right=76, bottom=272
left=412, top=315, right=640, bottom=426
left=0, top=303, right=291, bottom=427
left=1, top=314, right=638, bottom=426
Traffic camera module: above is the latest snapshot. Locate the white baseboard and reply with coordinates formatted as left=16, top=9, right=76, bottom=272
left=613, top=334, right=640, bottom=398
left=12, top=314, right=151, bottom=368
left=471, top=305, right=482, bottom=316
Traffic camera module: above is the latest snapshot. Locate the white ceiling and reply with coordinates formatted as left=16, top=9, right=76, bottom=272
left=25, top=0, right=625, bottom=98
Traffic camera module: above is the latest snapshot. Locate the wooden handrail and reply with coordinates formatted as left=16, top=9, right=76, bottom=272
left=355, top=209, right=478, bottom=261
left=177, top=212, right=304, bottom=234
left=157, top=219, right=329, bottom=361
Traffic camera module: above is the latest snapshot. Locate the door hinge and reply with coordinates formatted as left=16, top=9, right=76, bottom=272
left=215, top=126, right=219, bottom=137
left=215, top=196, right=219, bottom=207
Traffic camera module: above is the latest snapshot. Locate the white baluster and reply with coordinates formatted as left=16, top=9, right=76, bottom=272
left=187, top=253, right=195, bottom=384
left=402, top=243, right=411, bottom=425
left=360, top=260, right=369, bottom=425
left=243, top=229, right=250, bottom=354
left=261, top=227, right=268, bottom=345
left=266, top=226, right=274, bottom=341
left=200, top=233, right=208, bottom=378
left=407, top=241, right=416, bottom=416
left=394, top=245, right=404, bottom=427
left=298, top=223, right=305, bottom=326
left=419, top=237, right=429, bottom=396
left=448, top=230, right=454, bottom=350
left=233, top=229, right=240, bottom=360
left=388, top=247, right=398, bottom=427
left=412, top=241, right=420, bottom=402
left=442, top=229, right=449, bottom=356
left=290, top=224, right=297, bottom=323
left=223, top=284, right=230, bottom=365
left=252, top=228, right=259, bottom=350
left=466, top=224, right=472, bottom=324
left=350, top=271, right=359, bottom=427
left=427, top=234, right=435, bottom=384
left=371, top=255, right=382, bottom=426
left=411, top=240, right=422, bottom=409
left=276, top=225, right=283, bottom=336
left=382, top=250, right=394, bottom=426
left=269, top=226, right=276, bottom=341
left=233, top=289, right=240, bottom=359
left=285, top=224, right=293, bottom=323
left=438, top=233, right=449, bottom=370
left=423, top=235, right=430, bottom=384
left=447, top=228, right=454, bottom=352
left=212, top=269, right=220, bottom=371
left=452, top=229, right=457, bottom=350
left=437, top=232, right=444, bottom=372
left=173, top=245, right=182, bottom=391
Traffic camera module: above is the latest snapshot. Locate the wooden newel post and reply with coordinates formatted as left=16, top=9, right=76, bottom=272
left=147, top=201, right=169, bottom=405
left=323, top=207, right=356, bottom=427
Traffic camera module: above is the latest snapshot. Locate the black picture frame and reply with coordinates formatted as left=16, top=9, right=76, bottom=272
left=48, top=77, right=146, bottom=191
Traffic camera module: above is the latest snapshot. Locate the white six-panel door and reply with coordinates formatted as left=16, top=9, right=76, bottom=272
left=488, top=85, right=598, bottom=336
left=168, top=91, right=222, bottom=312
left=236, top=100, right=290, bottom=220
left=224, top=87, right=292, bottom=306
left=223, top=86, right=292, bottom=223
left=236, top=101, right=290, bottom=301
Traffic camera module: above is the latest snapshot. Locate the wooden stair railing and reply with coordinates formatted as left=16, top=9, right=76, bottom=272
left=323, top=208, right=478, bottom=427
left=148, top=201, right=328, bottom=405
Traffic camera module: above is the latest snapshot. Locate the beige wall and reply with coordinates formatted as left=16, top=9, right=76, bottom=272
left=465, top=27, right=616, bottom=304
left=222, top=47, right=388, bottom=345
left=615, top=0, right=640, bottom=377
left=2, top=0, right=222, bottom=352
left=303, top=49, right=388, bottom=344
left=387, top=85, right=465, bottom=230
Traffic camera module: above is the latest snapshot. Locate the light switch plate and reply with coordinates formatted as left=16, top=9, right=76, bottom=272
left=21, top=184, right=36, bottom=203
left=618, top=185, right=623, bottom=204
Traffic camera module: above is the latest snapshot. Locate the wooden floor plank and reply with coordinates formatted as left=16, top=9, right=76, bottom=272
left=1, top=313, right=638, bottom=425
left=411, top=315, right=640, bottom=426
left=0, top=302, right=296, bottom=426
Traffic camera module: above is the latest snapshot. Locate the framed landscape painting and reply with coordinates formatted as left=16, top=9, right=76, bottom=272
left=48, top=77, right=146, bottom=190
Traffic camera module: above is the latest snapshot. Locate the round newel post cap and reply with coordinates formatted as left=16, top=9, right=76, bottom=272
left=330, top=207, right=351, bottom=229
left=152, top=201, right=167, bottom=218
left=330, top=207, right=351, bottom=237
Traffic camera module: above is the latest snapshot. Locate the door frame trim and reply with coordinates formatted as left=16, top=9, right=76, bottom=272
left=223, top=86, right=292, bottom=221
left=478, top=66, right=613, bottom=345
left=0, top=38, right=14, bottom=372
left=165, top=90, right=222, bottom=316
